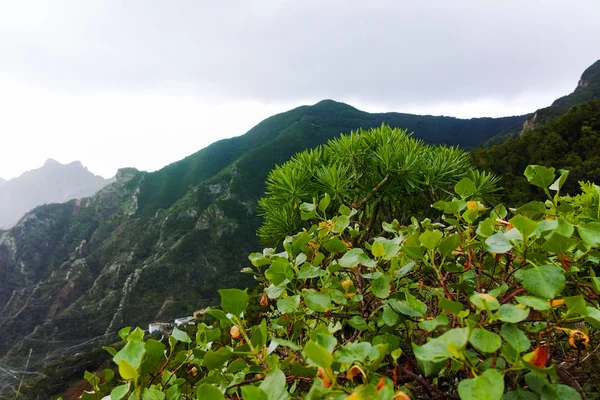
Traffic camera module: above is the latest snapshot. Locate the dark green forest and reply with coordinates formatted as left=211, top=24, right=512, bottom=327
left=473, top=99, right=600, bottom=205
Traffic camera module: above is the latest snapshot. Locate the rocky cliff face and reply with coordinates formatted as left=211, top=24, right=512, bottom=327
left=0, top=159, right=115, bottom=229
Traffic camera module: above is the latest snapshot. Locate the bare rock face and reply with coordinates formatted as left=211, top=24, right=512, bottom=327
left=0, top=159, right=115, bottom=229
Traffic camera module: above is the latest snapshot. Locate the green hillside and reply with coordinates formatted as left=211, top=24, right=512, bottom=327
left=473, top=99, right=600, bottom=205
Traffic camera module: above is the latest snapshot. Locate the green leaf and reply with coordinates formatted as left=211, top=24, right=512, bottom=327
left=323, top=238, right=348, bottom=253
left=419, top=230, right=443, bottom=250
left=455, top=178, right=477, bottom=199
left=541, top=233, right=577, bottom=255
left=579, top=222, right=600, bottom=247
left=371, top=275, right=391, bottom=298
left=509, top=215, right=537, bottom=239
left=388, top=298, right=424, bottom=318
left=418, top=313, right=449, bottom=332
left=501, top=390, right=538, bottom=400
left=524, top=165, right=555, bottom=191
left=110, top=384, right=130, bottom=400
left=171, top=327, right=191, bottom=343
left=497, top=304, right=530, bottom=323
left=564, top=295, right=588, bottom=317
left=458, top=369, right=504, bottom=400
left=515, top=296, right=550, bottom=311
left=338, top=248, right=376, bottom=268
left=371, top=241, right=385, bottom=258
left=318, top=193, right=331, bottom=212
left=439, top=234, right=460, bottom=257
left=303, top=291, right=332, bottom=312
left=219, top=288, right=249, bottom=316
left=413, top=327, right=469, bottom=362
left=555, top=384, right=583, bottom=400
left=298, top=265, right=326, bottom=279
left=521, top=265, right=565, bottom=299
left=332, top=214, right=350, bottom=233
left=113, top=341, right=146, bottom=370
left=348, top=316, right=368, bottom=331
left=485, top=233, right=513, bottom=254
left=203, top=347, right=233, bottom=369
left=259, top=368, right=288, bottom=400
left=439, top=297, right=464, bottom=314
left=334, top=342, right=372, bottom=363
left=477, top=218, right=497, bottom=238
left=470, top=328, right=502, bottom=353
left=304, top=340, right=333, bottom=368
left=265, top=258, right=292, bottom=286
left=241, top=386, right=269, bottom=400
left=117, top=360, right=138, bottom=380
left=501, top=324, right=530, bottom=353
left=142, top=388, right=165, bottom=400
left=196, top=384, right=225, bottom=400
left=470, top=293, right=500, bottom=311
left=549, top=169, right=569, bottom=192
left=277, top=295, right=300, bottom=314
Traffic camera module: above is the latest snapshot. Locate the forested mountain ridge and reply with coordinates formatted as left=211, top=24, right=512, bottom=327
left=0, top=159, right=114, bottom=229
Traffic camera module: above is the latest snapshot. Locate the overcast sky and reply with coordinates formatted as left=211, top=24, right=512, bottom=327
left=0, top=1, right=598, bottom=179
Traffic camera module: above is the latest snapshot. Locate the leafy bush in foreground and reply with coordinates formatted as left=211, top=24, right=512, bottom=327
left=77, top=164, right=600, bottom=399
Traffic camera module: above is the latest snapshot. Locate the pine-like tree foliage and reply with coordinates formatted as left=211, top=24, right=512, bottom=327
left=258, top=125, right=499, bottom=245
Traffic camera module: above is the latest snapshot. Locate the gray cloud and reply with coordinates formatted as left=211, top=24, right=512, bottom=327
left=1, top=1, right=598, bottom=108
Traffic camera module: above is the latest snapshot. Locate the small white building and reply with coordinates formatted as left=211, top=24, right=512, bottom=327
left=149, top=322, right=172, bottom=334
left=174, top=316, right=195, bottom=327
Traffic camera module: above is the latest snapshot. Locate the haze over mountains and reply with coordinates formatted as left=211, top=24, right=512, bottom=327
left=0, top=159, right=114, bottom=229
left=0, top=59, right=599, bottom=398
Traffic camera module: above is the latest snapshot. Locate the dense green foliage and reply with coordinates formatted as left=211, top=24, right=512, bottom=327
left=258, top=125, right=500, bottom=245
left=135, top=100, right=523, bottom=216
left=473, top=99, right=600, bottom=206
left=79, top=164, right=600, bottom=399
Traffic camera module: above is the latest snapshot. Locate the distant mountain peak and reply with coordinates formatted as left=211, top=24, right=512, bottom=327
left=576, top=59, right=600, bottom=92
left=313, top=99, right=358, bottom=111
left=43, top=158, right=61, bottom=167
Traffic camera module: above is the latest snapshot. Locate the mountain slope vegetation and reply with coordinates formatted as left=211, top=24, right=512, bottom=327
left=473, top=99, right=600, bottom=205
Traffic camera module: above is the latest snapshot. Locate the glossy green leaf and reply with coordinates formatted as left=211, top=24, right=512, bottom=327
left=142, top=388, right=165, bottom=400
left=470, top=328, right=502, bottom=353
left=265, top=258, right=292, bottom=286
left=541, top=233, right=577, bottom=255
left=455, top=178, right=477, bottom=199
left=412, top=327, right=469, bottom=362
left=318, top=193, right=331, bottom=212
left=521, top=265, right=565, bottom=299
left=501, top=323, right=530, bottom=353
left=303, top=340, right=333, bottom=368
left=196, top=384, right=225, bottom=400
left=348, top=316, right=368, bottom=331
left=338, top=248, right=376, bottom=268
left=497, top=304, right=530, bottom=323
left=419, top=229, right=443, bottom=250
left=259, top=368, right=288, bottom=400
left=110, top=384, right=130, bottom=400
left=334, top=342, right=372, bottom=363
left=458, top=369, right=504, bottom=400
left=241, top=386, right=269, bottom=400
left=332, top=215, right=350, bottom=233
left=203, top=347, right=233, bottom=369
left=277, top=295, right=300, bottom=314
left=470, top=293, right=500, bottom=311
left=418, top=313, right=449, bottom=332
left=439, top=234, right=460, bottom=257
left=303, top=290, right=331, bottom=312
left=524, top=165, right=555, bottom=190
left=388, top=298, right=424, bottom=318
left=515, top=296, right=550, bottom=311
left=113, top=340, right=146, bottom=370
left=501, top=390, right=538, bottom=400
left=579, top=222, right=600, bottom=247
left=171, top=327, right=191, bottom=343
left=371, top=274, right=391, bottom=298
left=219, top=288, right=249, bottom=316
left=509, top=215, right=537, bottom=239
left=485, top=233, right=512, bottom=254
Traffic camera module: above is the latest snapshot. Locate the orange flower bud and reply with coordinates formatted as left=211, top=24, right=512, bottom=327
left=230, top=325, right=241, bottom=339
